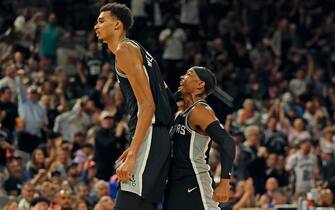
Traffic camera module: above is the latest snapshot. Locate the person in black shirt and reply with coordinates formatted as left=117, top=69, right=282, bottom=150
left=77, top=41, right=104, bottom=91
left=94, top=111, right=127, bottom=181
left=163, top=67, right=236, bottom=210
left=94, top=3, right=173, bottom=209
left=0, top=86, right=17, bottom=141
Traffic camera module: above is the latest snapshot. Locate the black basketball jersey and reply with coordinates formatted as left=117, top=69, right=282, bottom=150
left=169, top=99, right=212, bottom=180
left=115, top=39, right=173, bottom=135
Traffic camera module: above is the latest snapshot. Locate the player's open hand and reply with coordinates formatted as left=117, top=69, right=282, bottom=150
left=115, top=148, right=129, bottom=165
left=212, top=179, right=230, bottom=203
left=116, top=152, right=136, bottom=182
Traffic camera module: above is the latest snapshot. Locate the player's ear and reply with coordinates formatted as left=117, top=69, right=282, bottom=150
left=196, top=81, right=205, bottom=95
left=198, top=81, right=205, bottom=89
left=115, top=20, right=122, bottom=30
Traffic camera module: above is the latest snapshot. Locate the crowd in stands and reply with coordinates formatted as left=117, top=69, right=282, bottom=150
left=0, top=0, right=335, bottom=209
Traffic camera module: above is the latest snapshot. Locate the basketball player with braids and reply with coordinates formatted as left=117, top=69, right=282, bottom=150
left=94, top=3, right=173, bottom=210
left=163, top=66, right=236, bottom=210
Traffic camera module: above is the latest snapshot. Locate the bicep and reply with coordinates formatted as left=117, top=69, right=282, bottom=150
left=116, top=46, right=154, bottom=105
left=188, top=105, right=217, bottom=132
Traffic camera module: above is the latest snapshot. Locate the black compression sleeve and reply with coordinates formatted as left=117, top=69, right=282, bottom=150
left=205, top=121, right=236, bottom=179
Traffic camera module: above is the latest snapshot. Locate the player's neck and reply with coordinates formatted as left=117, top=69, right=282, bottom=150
left=107, top=32, right=127, bottom=54
left=183, top=94, right=203, bottom=109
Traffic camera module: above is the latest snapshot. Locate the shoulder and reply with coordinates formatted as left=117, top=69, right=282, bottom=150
left=189, top=103, right=215, bottom=119
left=115, top=41, right=142, bottom=68
left=115, top=41, right=139, bottom=58
left=188, top=103, right=217, bottom=130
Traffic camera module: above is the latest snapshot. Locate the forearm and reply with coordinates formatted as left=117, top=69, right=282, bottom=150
left=76, top=65, right=86, bottom=83
left=128, top=102, right=155, bottom=156
left=206, top=121, right=236, bottom=179
left=15, top=77, right=27, bottom=103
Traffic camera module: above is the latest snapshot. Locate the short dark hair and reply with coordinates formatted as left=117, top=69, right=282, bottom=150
left=0, top=86, right=10, bottom=94
left=100, top=3, right=134, bottom=33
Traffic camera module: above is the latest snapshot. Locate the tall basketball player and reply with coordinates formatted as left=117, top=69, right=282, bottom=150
left=94, top=3, right=173, bottom=210
left=163, top=66, right=236, bottom=210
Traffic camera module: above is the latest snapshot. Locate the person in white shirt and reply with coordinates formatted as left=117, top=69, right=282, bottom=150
left=0, top=65, right=17, bottom=102
left=286, top=139, right=318, bottom=195
left=53, top=98, right=90, bottom=142
left=159, top=17, right=186, bottom=91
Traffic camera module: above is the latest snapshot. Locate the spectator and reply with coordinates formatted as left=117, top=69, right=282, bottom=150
left=286, top=139, right=318, bottom=195
left=93, top=180, right=110, bottom=206
left=12, top=51, right=28, bottom=71
left=73, top=144, right=94, bottom=170
left=93, top=195, right=114, bottom=210
left=236, top=125, right=260, bottom=181
left=0, top=65, right=17, bottom=101
left=65, top=163, right=81, bottom=193
left=30, top=196, right=50, bottom=210
left=289, top=67, right=308, bottom=97
left=233, top=178, right=256, bottom=210
left=83, top=160, right=99, bottom=196
left=259, top=177, right=279, bottom=208
left=14, top=8, right=37, bottom=56
left=76, top=200, right=89, bottom=210
left=180, top=0, right=200, bottom=40
left=39, top=13, right=62, bottom=64
left=18, top=182, right=35, bottom=210
left=3, top=157, right=30, bottom=196
left=53, top=98, right=90, bottom=142
left=16, top=72, right=48, bottom=153
left=271, top=155, right=289, bottom=187
left=263, top=117, right=288, bottom=155
left=130, top=0, right=151, bottom=44
left=3, top=200, right=18, bottom=210
left=320, top=126, right=335, bottom=155
left=316, top=188, right=334, bottom=207
left=40, top=94, right=58, bottom=131
left=319, top=147, right=335, bottom=192
left=76, top=41, right=104, bottom=91
left=75, top=182, right=95, bottom=210
left=0, top=41, right=14, bottom=66
left=236, top=99, right=260, bottom=129
left=265, top=153, right=278, bottom=178
left=94, top=111, right=127, bottom=181
left=281, top=115, right=311, bottom=147
left=49, top=148, right=72, bottom=178
left=54, top=189, right=74, bottom=210
left=272, top=189, right=289, bottom=206
left=0, top=86, right=17, bottom=139
left=159, top=17, right=186, bottom=91
left=39, top=180, right=57, bottom=201
left=88, top=76, right=106, bottom=110
left=26, top=148, right=47, bottom=177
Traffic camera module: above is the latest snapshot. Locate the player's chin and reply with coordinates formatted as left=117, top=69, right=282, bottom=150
left=178, top=85, right=183, bottom=92
left=97, top=37, right=104, bottom=42
left=178, top=86, right=186, bottom=95
left=96, top=34, right=105, bottom=42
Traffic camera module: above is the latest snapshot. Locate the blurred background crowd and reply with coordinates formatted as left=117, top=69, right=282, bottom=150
left=0, top=0, right=335, bottom=209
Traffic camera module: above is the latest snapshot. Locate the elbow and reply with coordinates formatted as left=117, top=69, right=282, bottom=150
left=148, top=102, right=156, bottom=113
left=230, top=137, right=236, bottom=150
left=223, top=137, right=236, bottom=159
left=142, top=101, right=156, bottom=114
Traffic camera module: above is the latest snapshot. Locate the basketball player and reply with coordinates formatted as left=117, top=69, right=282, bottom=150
left=163, top=66, right=236, bottom=210
left=94, top=3, right=173, bottom=210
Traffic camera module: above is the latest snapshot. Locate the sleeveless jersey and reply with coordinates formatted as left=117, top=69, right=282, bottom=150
left=169, top=99, right=212, bottom=180
left=115, top=39, right=173, bottom=135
